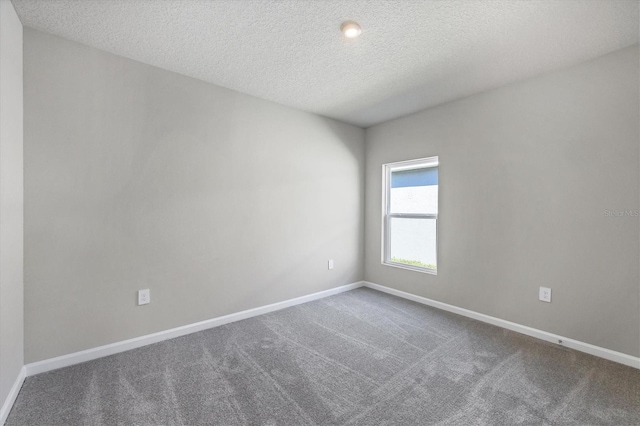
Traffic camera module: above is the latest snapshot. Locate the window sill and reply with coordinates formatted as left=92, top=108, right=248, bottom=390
left=382, top=261, right=437, bottom=275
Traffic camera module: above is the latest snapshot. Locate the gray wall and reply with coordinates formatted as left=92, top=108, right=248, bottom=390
left=24, top=29, right=365, bottom=363
left=365, top=45, right=640, bottom=357
left=20, top=27, right=639, bottom=364
left=0, top=0, right=24, bottom=409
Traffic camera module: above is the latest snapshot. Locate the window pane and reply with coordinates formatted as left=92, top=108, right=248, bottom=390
left=390, top=167, right=438, bottom=214
left=389, top=217, right=436, bottom=269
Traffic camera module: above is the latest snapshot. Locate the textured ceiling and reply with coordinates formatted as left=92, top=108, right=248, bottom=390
left=11, top=0, right=640, bottom=127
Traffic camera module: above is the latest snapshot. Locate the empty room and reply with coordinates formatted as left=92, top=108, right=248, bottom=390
left=1, top=0, right=639, bottom=424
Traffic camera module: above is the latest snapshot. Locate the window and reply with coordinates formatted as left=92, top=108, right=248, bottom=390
left=382, top=157, right=438, bottom=274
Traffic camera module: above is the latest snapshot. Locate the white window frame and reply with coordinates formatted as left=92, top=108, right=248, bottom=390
left=381, top=156, right=439, bottom=275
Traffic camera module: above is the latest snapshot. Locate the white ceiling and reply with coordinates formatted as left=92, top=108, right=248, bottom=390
left=11, top=0, right=640, bottom=127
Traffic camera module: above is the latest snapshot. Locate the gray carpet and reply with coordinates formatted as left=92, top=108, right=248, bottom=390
left=6, top=288, right=640, bottom=425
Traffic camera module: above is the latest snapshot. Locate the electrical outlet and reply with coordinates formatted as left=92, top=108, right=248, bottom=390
left=328, top=259, right=334, bottom=270
left=539, top=287, right=551, bottom=303
left=138, top=289, right=150, bottom=305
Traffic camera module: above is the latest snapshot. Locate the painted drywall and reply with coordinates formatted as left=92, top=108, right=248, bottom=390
left=23, top=28, right=365, bottom=363
left=0, top=0, right=24, bottom=408
left=365, top=45, right=640, bottom=357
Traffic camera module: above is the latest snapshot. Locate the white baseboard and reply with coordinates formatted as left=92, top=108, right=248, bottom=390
left=25, top=281, right=364, bottom=377
left=21, top=279, right=640, bottom=380
left=0, top=366, right=26, bottom=425
left=364, top=281, right=640, bottom=369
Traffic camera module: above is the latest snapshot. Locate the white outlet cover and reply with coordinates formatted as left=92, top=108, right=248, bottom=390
left=539, top=287, right=551, bottom=303
left=138, top=289, right=150, bottom=305
left=328, top=260, right=334, bottom=270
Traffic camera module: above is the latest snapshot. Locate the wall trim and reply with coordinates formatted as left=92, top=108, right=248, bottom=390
left=364, top=281, right=640, bottom=369
left=0, top=366, right=26, bottom=425
left=19, top=279, right=639, bottom=388
left=25, top=281, right=364, bottom=377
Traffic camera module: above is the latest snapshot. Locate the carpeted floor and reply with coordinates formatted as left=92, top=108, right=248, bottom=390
left=6, top=287, right=640, bottom=425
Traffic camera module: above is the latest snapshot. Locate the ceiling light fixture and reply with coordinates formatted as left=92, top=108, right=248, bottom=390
left=341, top=21, right=361, bottom=38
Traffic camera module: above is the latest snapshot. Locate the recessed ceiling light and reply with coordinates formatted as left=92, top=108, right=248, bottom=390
left=341, top=21, right=361, bottom=38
